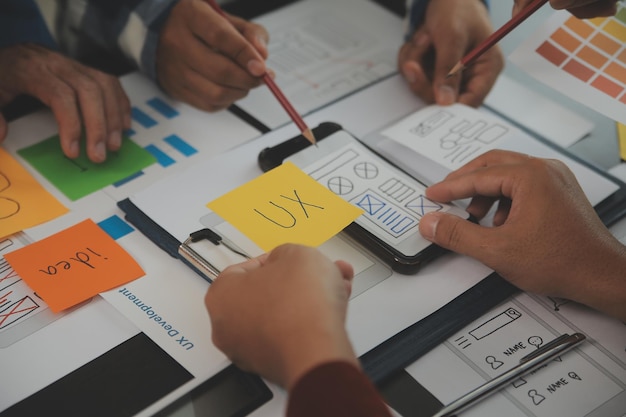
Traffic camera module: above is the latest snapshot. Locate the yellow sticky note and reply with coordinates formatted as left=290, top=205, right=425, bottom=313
left=0, top=147, right=68, bottom=238
left=5, top=219, right=145, bottom=313
left=207, top=162, right=363, bottom=251
left=618, top=123, right=626, bottom=161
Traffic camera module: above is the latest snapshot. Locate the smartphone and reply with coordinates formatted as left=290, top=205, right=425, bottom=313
left=258, top=122, right=470, bottom=274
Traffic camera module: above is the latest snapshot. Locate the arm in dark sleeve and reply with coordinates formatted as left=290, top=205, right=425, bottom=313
left=0, top=0, right=57, bottom=49
left=48, top=0, right=177, bottom=81
left=287, top=361, right=393, bottom=417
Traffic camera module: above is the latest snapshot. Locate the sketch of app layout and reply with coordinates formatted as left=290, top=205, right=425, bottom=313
left=0, top=236, right=73, bottom=348
left=303, top=142, right=447, bottom=246
left=382, top=103, right=514, bottom=170
left=236, top=0, right=401, bottom=128
left=444, top=299, right=626, bottom=416
left=266, top=25, right=395, bottom=110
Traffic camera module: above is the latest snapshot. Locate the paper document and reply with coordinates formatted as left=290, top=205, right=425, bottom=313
left=483, top=75, right=594, bottom=148
left=509, top=4, right=626, bottom=125
left=367, top=103, right=619, bottom=207
left=236, top=0, right=403, bottom=129
left=405, top=290, right=626, bottom=416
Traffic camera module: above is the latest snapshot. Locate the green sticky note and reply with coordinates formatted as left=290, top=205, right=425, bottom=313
left=18, top=135, right=156, bottom=201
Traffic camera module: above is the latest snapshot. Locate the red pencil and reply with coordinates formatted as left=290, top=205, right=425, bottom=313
left=204, top=0, right=316, bottom=145
left=448, top=0, right=549, bottom=77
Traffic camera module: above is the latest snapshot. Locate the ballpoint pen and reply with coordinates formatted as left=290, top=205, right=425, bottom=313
left=448, top=0, right=549, bottom=77
left=431, top=332, right=586, bottom=417
left=204, top=0, right=317, bottom=146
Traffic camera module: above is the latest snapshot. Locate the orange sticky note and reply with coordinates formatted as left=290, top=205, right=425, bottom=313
left=0, top=147, right=68, bottom=238
left=4, top=219, right=145, bottom=312
left=207, top=162, right=363, bottom=251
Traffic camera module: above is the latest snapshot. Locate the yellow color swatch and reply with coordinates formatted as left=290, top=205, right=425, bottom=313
left=0, top=148, right=68, bottom=238
left=207, top=162, right=363, bottom=251
left=618, top=123, right=626, bottom=161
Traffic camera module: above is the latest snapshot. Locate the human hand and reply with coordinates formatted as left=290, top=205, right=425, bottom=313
left=0, top=44, right=130, bottom=163
left=513, top=0, right=618, bottom=19
left=418, top=150, right=626, bottom=321
left=399, top=0, right=504, bottom=107
left=156, top=0, right=269, bottom=112
left=205, top=244, right=358, bottom=389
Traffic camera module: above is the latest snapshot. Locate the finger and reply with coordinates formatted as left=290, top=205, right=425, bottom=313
left=419, top=211, right=496, bottom=260
left=551, top=0, right=614, bottom=11
left=173, top=67, right=250, bottom=112
left=335, top=259, right=354, bottom=298
left=334, top=260, right=354, bottom=281
left=112, top=76, right=132, bottom=132
left=456, top=48, right=504, bottom=107
left=87, top=69, right=126, bottom=152
left=192, top=4, right=267, bottom=77
left=230, top=15, right=270, bottom=59
left=567, top=1, right=618, bottom=18
left=63, top=69, right=108, bottom=163
left=512, top=0, right=533, bottom=15
left=399, top=30, right=436, bottom=102
left=217, top=255, right=266, bottom=278
left=36, top=82, right=83, bottom=159
left=442, top=150, right=529, bottom=180
left=493, top=198, right=512, bottom=226
left=425, top=165, right=520, bottom=204
left=465, top=195, right=499, bottom=220
left=430, top=32, right=467, bottom=105
left=170, top=33, right=263, bottom=95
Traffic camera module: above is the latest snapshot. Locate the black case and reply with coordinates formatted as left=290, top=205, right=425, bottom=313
left=258, top=122, right=451, bottom=274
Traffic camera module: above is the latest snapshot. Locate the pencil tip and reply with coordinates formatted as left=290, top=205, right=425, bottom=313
left=302, top=129, right=317, bottom=146
left=447, top=62, right=464, bottom=78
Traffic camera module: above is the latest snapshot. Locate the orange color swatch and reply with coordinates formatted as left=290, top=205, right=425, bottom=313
left=564, top=16, right=594, bottom=37
left=590, top=32, right=620, bottom=55
left=5, top=219, right=145, bottom=312
left=551, top=27, right=581, bottom=52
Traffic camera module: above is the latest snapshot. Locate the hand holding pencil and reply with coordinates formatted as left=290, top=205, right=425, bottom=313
left=399, top=0, right=504, bottom=107
left=448, top=0, right=618, bottom=78
left=155, top=0, right=269, bottom=111
left=447, top=0, right=549, bottom=78
left=203, top=0, right=316, bottom=145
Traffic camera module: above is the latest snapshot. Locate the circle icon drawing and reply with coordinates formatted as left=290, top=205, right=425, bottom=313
left=354, top=162, right=378, bottom=179
left=327, top=176, right=354, bottom=195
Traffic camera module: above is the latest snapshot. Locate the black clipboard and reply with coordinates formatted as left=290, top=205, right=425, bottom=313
left=118, top=111, right=626, bottom=415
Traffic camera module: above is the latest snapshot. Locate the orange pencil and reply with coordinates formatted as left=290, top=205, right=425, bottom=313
left=204, top=0, right=316, bottom=145
left=448, top=0, right=549, bottom=77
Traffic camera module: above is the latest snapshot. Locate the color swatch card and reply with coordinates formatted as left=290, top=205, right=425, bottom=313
left=510, top=4, right=626, bottom=124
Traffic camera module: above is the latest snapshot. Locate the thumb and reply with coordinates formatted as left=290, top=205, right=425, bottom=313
left=419, top=212, right=489, bottom=258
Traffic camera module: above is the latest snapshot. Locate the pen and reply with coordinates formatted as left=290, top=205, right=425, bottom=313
left=447, top=0, right=549, bottom=77
left=431, top=332, right=586, bottom=417
left=204, top=0, right=317, bottom=146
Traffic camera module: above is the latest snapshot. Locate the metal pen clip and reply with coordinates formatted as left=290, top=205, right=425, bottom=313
left=178, top=228, right=250, bottom=282
left=431, top=332, right=586, bottom=417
